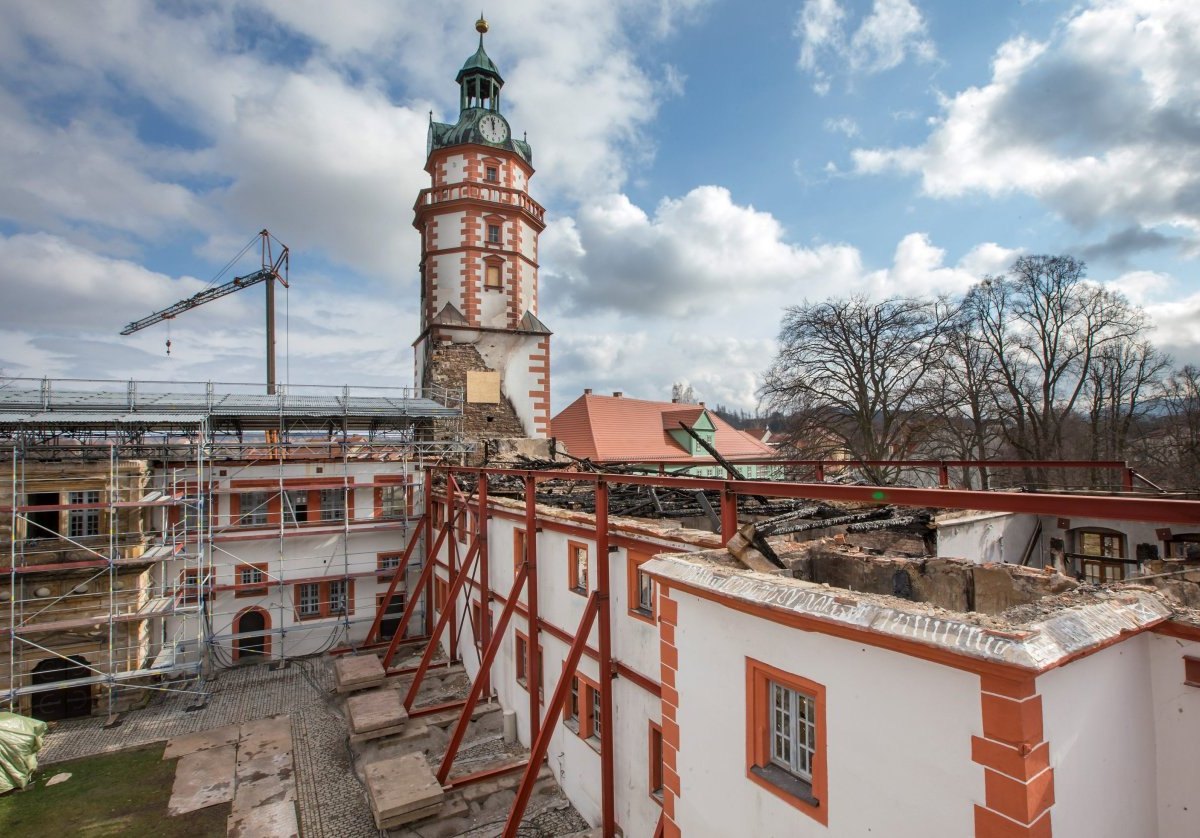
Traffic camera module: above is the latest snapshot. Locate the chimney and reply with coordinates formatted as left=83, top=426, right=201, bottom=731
left=613, top=391, right=623, bottom=398
left=671, top=397, right=679, bottom=403
left=698, top=401, right=706, bottom=408
left=583, top=388, right=592, bottom=395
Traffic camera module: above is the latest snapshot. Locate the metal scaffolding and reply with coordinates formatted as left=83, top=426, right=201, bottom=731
left=0, top=376, right=468, bottom=718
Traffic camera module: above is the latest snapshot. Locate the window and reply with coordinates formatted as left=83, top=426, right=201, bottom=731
left=179, top=569, right=200, bottom=605
left=25, top=491, right=60, bottom=538
left=487, top=223, right=501, bottom=244
left=378, top=483, right=410, bottom=519
left=746, top=658, right=827, bottom=824
left=514, top=528, right=527, bottom=573
left=456, top=502, right=468, bottom=543
left=283, top=490, right=308, bottom=525
left=239, top=490, right=271, bottom=527
left=627, top=550, right=656, bottom=622
left=649, top=722, right=664, bottom=803
left=590, top=686, right=602, bottom=742
left=67, top=490, right=101, bottom=537
left=1166, top=535, right=1200, bottom=561
left=329, top=579, right=348, bottom=614
left=378, top=551, right=403, bottom=577
left=320, top=488, right=344, bottom=521
left=568, top=541, right=588, bottom=594
left=515, top=630, right=543, bottom=698
left=470, top=600, right=493, bottom=647
left=297, top=583, right=320, bottom=618
left=235, top=563, right=269, bottom=598
left=1186, top=657, right=1200, bottom=688
left=564, top=672, right=581, bottom=732
left=294, top=579, right=355, bottom=620
left=485, top=264, right=502, bottom=289
left=434, top=576, right=449, bottom=611
left=485, top=165, right=498, bottom=182
left=1078, top=531, right=1123, bottom=558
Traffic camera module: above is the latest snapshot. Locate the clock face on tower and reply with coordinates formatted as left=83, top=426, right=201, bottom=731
left=478, top=113, right=509, bottom=144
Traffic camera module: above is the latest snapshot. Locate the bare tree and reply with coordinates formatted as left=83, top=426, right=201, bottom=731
left=1083, top=339, right=1170, bottom=483
left=926, top=314, right=1007, bottom=488
left=760, top=295, right=956, bottom=483
left=964, top=255, right=1142, bottom=484
left=1156, top=365, right=1200, bottom=488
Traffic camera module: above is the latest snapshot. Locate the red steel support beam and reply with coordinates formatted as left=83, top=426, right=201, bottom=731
left=404, top=537, right=480, bottom=711
left=477, top=475, right=491, bottom=697
left=938, top=463, right=950, bottom=488
left=524, top=473, right=541, bottom=742
left=437, top=562, right=529, bottom=784
left=437, top=467, right=1200, bottom=526
left=448, top=474, right=461, bottom=662
left=424, top=473, right=435, bottom=637
left=595, top=478, right=617, bottom=837
left=501, top=594, right=600, bottom=838
left=364, top=516, right=426, bottom=645
left=382, top=519, right=451, bottom=670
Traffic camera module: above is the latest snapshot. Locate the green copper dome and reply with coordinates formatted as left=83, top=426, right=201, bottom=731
left=456, top=43, right=503, bottom=85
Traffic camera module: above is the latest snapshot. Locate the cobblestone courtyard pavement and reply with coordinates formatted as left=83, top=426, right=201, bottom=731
left=40, top=657, right=380, bottom=838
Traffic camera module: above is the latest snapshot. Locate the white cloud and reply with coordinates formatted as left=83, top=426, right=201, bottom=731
left=851, top=0, right=1200, bottom=248
left=823, top=115, right=860, bottom=138
left=795, top=0, right=936, bottom=94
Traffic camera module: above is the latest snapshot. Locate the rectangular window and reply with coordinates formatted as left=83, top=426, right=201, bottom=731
left=565, top=673, right=581, bottom=731
left=67, top=490, right=101, bottom=537
left=239, top=490, right=271, bottom=527
left=1082, top=558, right=1126, bottom=584
left=378, top=551, right=403, bottom=576
left=283, top=490, right=308, bottom=525
left=179, top=568, right=200, bottom=605
left=485, top=165, right=498, bottom=182
left=298, top=583, right=320, bottom=618
left=25, top=491, right=61, bottom=539
left=590, top=686, right=602, bottom=742
left=1078, top=531, right=1123, bottom=558
left=295, top=579, right=354, bottom=620
left=320, top=488, right=344, bottom=521
left=379, top=484, right=408, bottom=519
left=329, top=579, right=348, bottom=615
left=746, top=657, right=827, bottom=825
left=487, top=223, right=501, bottom=244
left=236, top=563, right=269, bottom=598
left=568, top=541, right=588, bottom=594
left=514, top=528, right=527, bottom=572
left=485, top=264, right=502, bottom=289
left=1186, top=656, right=1200, bottom=688
left=649, top=722, right=664, bottom=802
left=627, top=550, right=657, bottom=622
left=514, top=630, right=543, bottom=698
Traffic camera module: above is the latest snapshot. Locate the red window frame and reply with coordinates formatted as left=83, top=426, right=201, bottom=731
left=292, top=579, right=356, bottom=622
left=234, top=562, right=269, bottom=598
left=627, top=549, right=657, bottom=623
left=568, top=540, right=589, bottom=595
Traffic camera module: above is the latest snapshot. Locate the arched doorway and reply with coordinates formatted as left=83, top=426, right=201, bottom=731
left=233, top=607, right=270, bottom=661
left=30, top=655, right=92, bottom=721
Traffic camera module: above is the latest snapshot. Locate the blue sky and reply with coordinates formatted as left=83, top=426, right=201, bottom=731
left=1, top=0, right=1197, bottom=414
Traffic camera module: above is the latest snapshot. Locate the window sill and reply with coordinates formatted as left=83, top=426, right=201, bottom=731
left=750, top=763, right=820, bottom=809
left=564, top=718, right=580, bottom=735
left=569, top=586, right=588, bottom=597
left=628, top=606, right=656, bottom=624
left=650, top=789, right=664, bottom=807
left=235, top=587, right=268, bottom=598
left=586, top=735, right=601, bottom=753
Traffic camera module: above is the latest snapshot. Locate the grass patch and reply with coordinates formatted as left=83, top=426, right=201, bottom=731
left=0, top=742, right=228, bottom=837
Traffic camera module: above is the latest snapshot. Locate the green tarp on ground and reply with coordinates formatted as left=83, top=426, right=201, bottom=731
left=0, top=712, right=47, bottom=793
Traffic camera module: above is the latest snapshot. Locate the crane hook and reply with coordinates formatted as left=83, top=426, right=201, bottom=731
left=166, top=320, right=172, bottom=356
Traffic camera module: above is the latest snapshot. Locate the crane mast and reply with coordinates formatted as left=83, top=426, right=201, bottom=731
left=120, top=230, right=290, bottom=394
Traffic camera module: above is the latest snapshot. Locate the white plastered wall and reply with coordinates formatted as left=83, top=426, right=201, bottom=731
left=1149, top=631, right=1200, bottom=837
left=936, top=512, right=1040, bottom=565
left=432, top=514, right=677, bottom=836
left=670, top=591, right=984, bottom=838
left=1038, top=634, right=1159, bottom=837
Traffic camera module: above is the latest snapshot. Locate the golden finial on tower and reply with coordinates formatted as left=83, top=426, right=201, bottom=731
left=476, top=14, right=489, bottom=36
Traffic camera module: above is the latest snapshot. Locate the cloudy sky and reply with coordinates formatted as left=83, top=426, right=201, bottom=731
left=1, top=0, right=1198, bottom=413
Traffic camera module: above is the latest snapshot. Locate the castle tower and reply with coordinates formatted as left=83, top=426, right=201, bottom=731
left=413, top=18, right=550, bottom=439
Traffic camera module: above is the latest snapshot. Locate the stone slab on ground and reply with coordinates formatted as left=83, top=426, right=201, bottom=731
left=167, top=743, right=237, bottom=815
left=347, top=688, right=408, bottom=735
left=335, top=654, right=386, bottom=694
left=228, top=799, right=300, bottom=838
left=234, top=750, right=296, bottom=814
left=365, top=752, right=445, bottom=829
left=239, top=715, right=293, bottom=762
left=163, top=722, right=241, bottom=760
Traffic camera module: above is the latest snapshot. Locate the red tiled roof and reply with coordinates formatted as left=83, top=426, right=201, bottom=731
left=551, top=394, right=777, bottom=463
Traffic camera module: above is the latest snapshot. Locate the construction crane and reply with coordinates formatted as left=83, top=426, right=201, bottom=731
left=121, top=230, right=290, bottom=394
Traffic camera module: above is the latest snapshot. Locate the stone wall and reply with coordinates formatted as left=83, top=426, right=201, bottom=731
left=424, top=342, right=527, bottom=440
left=786, top=542, right=1079, bottom=615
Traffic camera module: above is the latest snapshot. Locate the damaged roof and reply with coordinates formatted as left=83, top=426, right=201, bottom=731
left=642, top=549, right=1178, bottom=673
